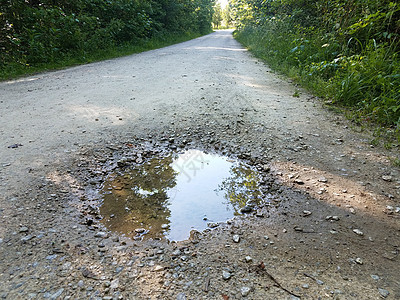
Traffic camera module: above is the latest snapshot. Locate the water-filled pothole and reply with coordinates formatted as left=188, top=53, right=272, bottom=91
left=100, top=150, right=262, bottom=241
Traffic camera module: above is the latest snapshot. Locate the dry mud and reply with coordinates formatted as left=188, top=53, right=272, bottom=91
left=0, top=30, right=399, bottom=299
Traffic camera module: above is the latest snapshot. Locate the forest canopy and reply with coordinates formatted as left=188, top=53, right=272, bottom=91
left=0, top=0, right=215, bottom=68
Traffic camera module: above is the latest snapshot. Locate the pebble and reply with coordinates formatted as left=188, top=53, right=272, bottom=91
left=103, top=281, right=111, bottom=288
left=95, top=232, right=108, bottom=238
left=318, top=177, right=328, bottom=183
left=245, top=256, right=252, bottom=263
left=303, top=210, right=312, bottom=216
left=263, top=235, right=269, bottom=240
left=207, top=222, right=219, bottom=228
left=110, top=278, right=119, bottom=290
left=177, top=293, right=186, bottom=300
left=154, top=265, right=164, bottom=272
left=233, top=235, right=240, bottom=243
left=378, top=288, right=390, bottom=298
left=21, top=235, right=34, bottom=242
left=222, top=271, right=232, bottom=280
left=240, top=206, right=253, bottom=213
left=240, top=286, right=251, bottom=297
left=355, top=257, right=363, bottom=265
left=50, top=288, right=64, bottom=299
left=353, top=229, right=364, bottom=236
left=371, top=274, right=380, bottom=280
left=135, top=228, right=146, bottom=233
left=172, top=249, right=182, bottom=256
left=382, top=175, right=392, bottom=182
left=302, top=284, right=309, bottom=289
left=19, top=227, right=29, bottom=233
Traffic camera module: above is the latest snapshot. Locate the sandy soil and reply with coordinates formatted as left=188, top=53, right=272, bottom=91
left=0, top=30, right=399, bottom=299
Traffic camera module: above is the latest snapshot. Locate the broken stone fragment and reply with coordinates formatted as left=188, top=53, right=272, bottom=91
left=232, top=235, right=240, bottom=243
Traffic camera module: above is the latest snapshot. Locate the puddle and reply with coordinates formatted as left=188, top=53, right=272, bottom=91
left=100, top=150, right=262, bottom=241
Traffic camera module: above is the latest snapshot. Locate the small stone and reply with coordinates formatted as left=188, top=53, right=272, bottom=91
left=316, top=279, right=324, bottom=285
left=240, top=206, right=253, bottom=213
left=303, top=210, right=312, bottom=217
left=103, top=281, right=111, bottom=288
left=171, top=249, right=182, bottom=256
left=355, top=257, right=363, bottom=265
left=161, top=224, right=169, bottom=229
left=77, top=280, right=84, bottom=288
left=294, top=179, right=304, bottom=185
left=95, top=232, right=108, bottom=238
left=318, top=177, right=328, bottom=183
left=19, top=227, right=29, bottom=233
left=240, top=286, right=251, bottom=297
left=294, top=226, right=303, bottom=232
left=177, top=293, right=186, bottom=300
left=353, top=229, right=364, bottom=236
left=46, top=254, right=57, bottom=260
left=50, top=288, right=64, bottom=300
left=154, top=265, right=164, bottom=272
left=263, top=235, right=269, bottom=240
left=110, top=278, right=119, bottom=290
left=207, top=222, right=219, bottom=228
left=371, top=274, right=380, bottom=281
left=378, top=288, right=390, bottom=298
left=382, top=175, right=392, bottom=182
left=245, top=256, right=252, bottom=263
left=135, top=228, right=146, bottom=233
left=222, top=271, right=232, bottom=280
left=21, top=235, right=34, bottom=242
left=302, top=284, right=309, bottom=289
left=233, top=235, right=240, bottom=243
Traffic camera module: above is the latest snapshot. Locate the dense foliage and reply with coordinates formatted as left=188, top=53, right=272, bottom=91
left=0, top=0, right=214, bottom=73
left=231, top=0, right=400, bottom=130
left=212, top=2, right=233, bottom=29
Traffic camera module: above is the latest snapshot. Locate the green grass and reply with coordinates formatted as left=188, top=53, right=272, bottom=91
left=234, top=24, right=400, bottom=144
left=0, top=32, right=206, bottom=81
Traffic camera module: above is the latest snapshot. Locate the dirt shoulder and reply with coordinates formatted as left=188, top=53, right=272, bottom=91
left=0, top=30, right=399, bottom=299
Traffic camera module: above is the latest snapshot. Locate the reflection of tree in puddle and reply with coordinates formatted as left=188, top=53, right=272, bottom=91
left=100, top=155, right=177, bottom=240
left=219, top=164, right=261, bottom=214
left=100, top=150, right=262, bottom=241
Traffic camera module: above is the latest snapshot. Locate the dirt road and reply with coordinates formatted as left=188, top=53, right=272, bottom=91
left=0, top=30, right=399, bottom=299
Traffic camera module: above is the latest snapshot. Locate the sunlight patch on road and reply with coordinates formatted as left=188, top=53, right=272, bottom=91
left=189, top=46, right=247, bottom=52
left=270, top=161, right=396, bottom=223
left=67, top=104, right=140, bottom=125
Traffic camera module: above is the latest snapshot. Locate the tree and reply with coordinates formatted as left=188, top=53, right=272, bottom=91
left=212, top=3, right=223, bottom=28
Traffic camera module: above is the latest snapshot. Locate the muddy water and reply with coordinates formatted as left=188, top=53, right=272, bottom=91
left=100, top=150, right=261, bottom=241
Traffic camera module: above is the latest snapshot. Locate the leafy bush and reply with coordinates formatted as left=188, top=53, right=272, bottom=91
left=0, top=0, right=214, bottom=73
left=232, top=0, right=400, bottom=130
